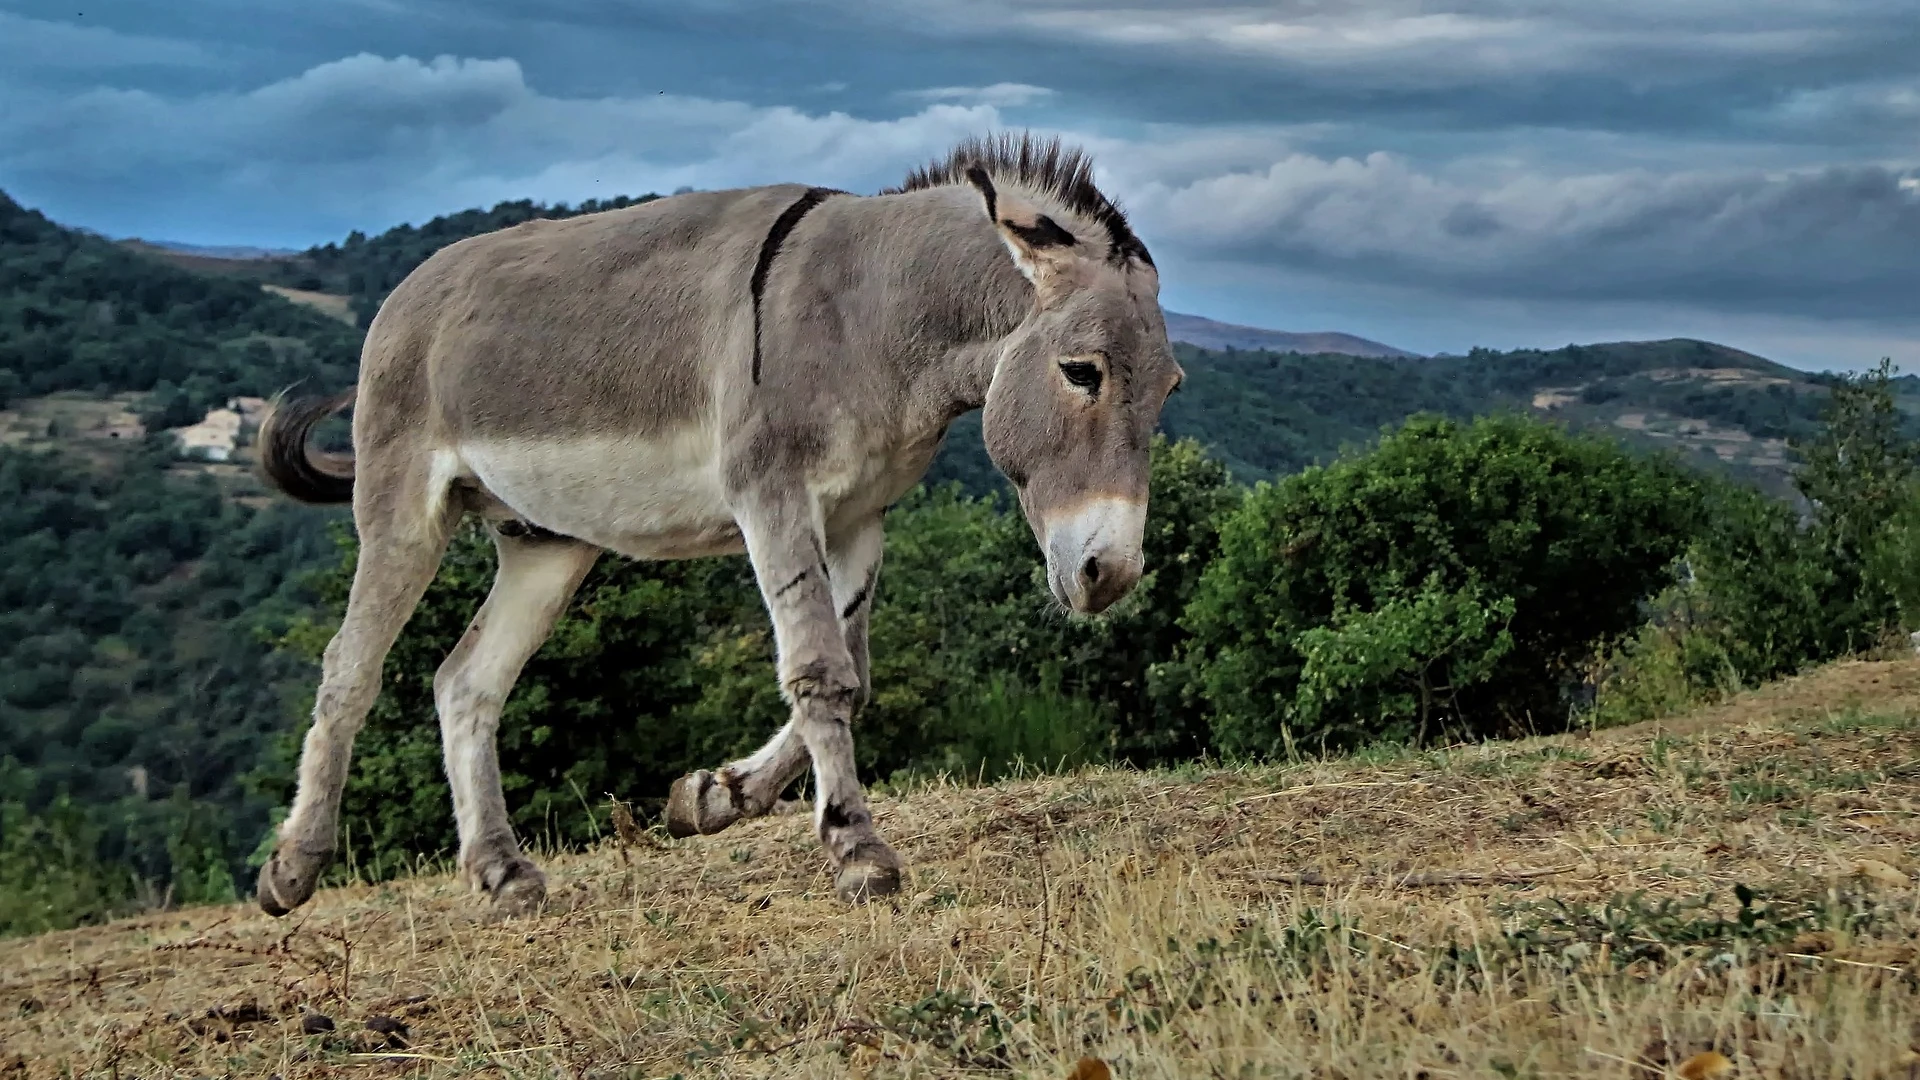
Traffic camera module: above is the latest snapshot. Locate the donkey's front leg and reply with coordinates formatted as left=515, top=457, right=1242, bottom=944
left=734, top=494, right=903, bottom=903
left=665, top=720, right=809, bottom=838
left=666, top=516, right=882, bottom=839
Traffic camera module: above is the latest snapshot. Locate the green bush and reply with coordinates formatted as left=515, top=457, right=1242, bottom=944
left=0, top=795, right=137, bottom=937
left=1868, top=483, right=1920, bottom=634
left=917, top=667, right=1113, bottom=783
left=1582, top=588, right=1742, bottom=730
left=1181, top=414, right=1702, bottom=756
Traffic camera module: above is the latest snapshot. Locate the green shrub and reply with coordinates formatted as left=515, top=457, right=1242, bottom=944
left=1868, top=482, right=1920, bottom=633
left=918, top=667, right=1113, bottom=783
left=1182, top=414, right=1701, bottom=756
left=0, top=795, right=137, bottom=937
left=1582, top=589, right=1742, bottom=730
left=1689, top=361, right=1913, bottom=683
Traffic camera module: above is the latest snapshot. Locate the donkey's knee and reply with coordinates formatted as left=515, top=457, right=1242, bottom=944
left=433, top=662, right=506, bottom=732
left=782, top=654, right=862, bottom=712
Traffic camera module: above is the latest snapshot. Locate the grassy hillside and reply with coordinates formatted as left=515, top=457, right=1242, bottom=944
left=2, top=658, right=1914, bottom=1077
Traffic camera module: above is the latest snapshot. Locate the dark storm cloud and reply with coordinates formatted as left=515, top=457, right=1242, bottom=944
left=1125, top=152, right=1920, bottom=319
left=0, top=0, right=1916, bottom=352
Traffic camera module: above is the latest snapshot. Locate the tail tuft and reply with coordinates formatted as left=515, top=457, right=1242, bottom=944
left=256, top=389, right=356, bottom=505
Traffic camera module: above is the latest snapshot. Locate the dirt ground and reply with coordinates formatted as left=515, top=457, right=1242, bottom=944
left=2, top=660, right=1917, bottom=1079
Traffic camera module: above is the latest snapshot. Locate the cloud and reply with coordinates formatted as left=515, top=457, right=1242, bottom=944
left=1118, top=146, right=1920, bottom=318
left=1752, top=76, right=1920, bottom=146
left=2, top=32, right=1916, bottom=333
left=902, top=83, right=1056, bottom=107
left=0, top=11, right=217, bottom=78
left=0, top=52, right=997, bottom=239
left=879, top=0, right=1910, bottom=83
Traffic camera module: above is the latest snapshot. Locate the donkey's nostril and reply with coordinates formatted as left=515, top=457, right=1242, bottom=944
left=1082, top=556, right=1102, bottom=584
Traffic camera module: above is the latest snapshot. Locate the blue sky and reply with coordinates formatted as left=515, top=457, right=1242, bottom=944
left=2, top=1, right=1918, bottom=367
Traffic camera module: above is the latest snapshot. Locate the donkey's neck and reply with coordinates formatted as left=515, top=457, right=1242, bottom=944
left=854, top=187, right=1037, bottom=418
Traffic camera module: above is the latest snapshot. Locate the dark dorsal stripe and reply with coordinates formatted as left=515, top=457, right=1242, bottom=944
left=751, top=186, right=842, bottom=385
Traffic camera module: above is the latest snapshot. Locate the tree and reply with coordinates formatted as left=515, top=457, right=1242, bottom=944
left=1687, top=360, right=1916, bottom=682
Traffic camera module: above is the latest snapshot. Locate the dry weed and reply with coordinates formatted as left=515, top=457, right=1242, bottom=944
left=2, top=659, right=1917, bottom=1078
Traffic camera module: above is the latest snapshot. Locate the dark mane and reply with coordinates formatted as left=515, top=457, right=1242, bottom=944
left=887, top=132, right=1153, bottom=267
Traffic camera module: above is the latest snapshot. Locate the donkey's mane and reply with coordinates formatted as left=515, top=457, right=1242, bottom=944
left=888, top=133, right=1153, bottom=267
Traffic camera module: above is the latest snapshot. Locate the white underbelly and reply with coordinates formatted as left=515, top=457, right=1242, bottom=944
left=459, top=433, right=743, bottom=559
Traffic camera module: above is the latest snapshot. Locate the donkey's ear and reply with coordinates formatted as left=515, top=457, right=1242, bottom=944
left=965, top=165, right=1081, bottom=297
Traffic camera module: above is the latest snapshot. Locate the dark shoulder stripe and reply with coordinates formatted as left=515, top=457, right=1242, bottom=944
left=751, top=187, right=842, bottom=385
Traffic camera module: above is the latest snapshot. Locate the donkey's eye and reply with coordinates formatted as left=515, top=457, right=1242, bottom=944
left=1059, top=361, right=1103, bottom=394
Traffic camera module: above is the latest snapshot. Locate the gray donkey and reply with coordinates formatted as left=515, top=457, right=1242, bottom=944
left=253, top=133, right=1183, bottom=918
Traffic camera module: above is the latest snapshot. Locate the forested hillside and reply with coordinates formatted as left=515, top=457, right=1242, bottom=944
left=4, top=185, right=1910, bottom=936
left=0, top=192, right=360, bottom=424
left=932, top=337, right=1898, bottom=497
left=1, top=191, right=361, bottom=919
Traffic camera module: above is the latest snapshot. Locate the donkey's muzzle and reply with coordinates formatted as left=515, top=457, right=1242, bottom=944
left=1073, top=551, right=1142, bottom=614
left=1044, top=496, right=1147, bottom=615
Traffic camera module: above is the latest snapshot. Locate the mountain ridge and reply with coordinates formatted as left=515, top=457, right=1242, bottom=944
left=1161, top=312, right=1420, bottom=358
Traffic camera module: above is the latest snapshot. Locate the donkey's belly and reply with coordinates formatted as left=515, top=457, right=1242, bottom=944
left=459, top=434, right=746, bottom=560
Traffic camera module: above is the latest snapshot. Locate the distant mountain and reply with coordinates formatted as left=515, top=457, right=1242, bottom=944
left=121, top=238, right=300, bottom=260
left=1162, top=312, right=1419, bottom=359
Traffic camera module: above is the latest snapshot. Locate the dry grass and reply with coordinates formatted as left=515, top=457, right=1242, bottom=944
left=0, top=392, right=146, bottom=452
left=4, top=661, right=1919, bottom=1079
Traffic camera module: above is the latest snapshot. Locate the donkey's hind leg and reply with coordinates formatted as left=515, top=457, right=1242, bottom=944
left=258, top=464, right=458, bottom=916
left=433, top=525, right=599, bottom=918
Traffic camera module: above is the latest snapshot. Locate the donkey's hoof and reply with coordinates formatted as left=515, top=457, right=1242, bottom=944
left=256, top=845, right=332, bottom=917
left=665, top=770, right=741, bottom=838
left=835, top=846, right=904, bottom=904
left=480, top=859, right=548, bottom=921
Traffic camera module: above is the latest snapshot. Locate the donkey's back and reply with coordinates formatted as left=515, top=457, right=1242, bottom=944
left=288, top=183, right=838, bottom=561
left=382, top=184, right=816, bottom=446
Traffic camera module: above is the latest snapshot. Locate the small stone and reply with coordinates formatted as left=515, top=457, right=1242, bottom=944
left=300, top=1013, right=335, bottom=1034
left=365, top=1015, right=409, bottom=1037
left=1067, top=1059, right=1112, bottom=1080
left=1677, top=1051, right=1734, bottom=1080
left=365, top=1015, right=410, bottom=1048
left=1856, top=859, right=1911, bottom=886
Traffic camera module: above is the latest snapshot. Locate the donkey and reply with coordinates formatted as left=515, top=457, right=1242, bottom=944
left=253, top=133, right=1183, bottom=918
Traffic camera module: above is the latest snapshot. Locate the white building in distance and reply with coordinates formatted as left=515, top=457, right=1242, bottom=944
left=170, top=397, right=268, bottom=462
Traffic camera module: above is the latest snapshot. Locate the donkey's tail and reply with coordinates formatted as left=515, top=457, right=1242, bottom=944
left=257, top=388, right=357, bottom=505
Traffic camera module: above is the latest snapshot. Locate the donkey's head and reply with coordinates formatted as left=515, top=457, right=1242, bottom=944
left=964, top=162, right=1182, bottom=615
